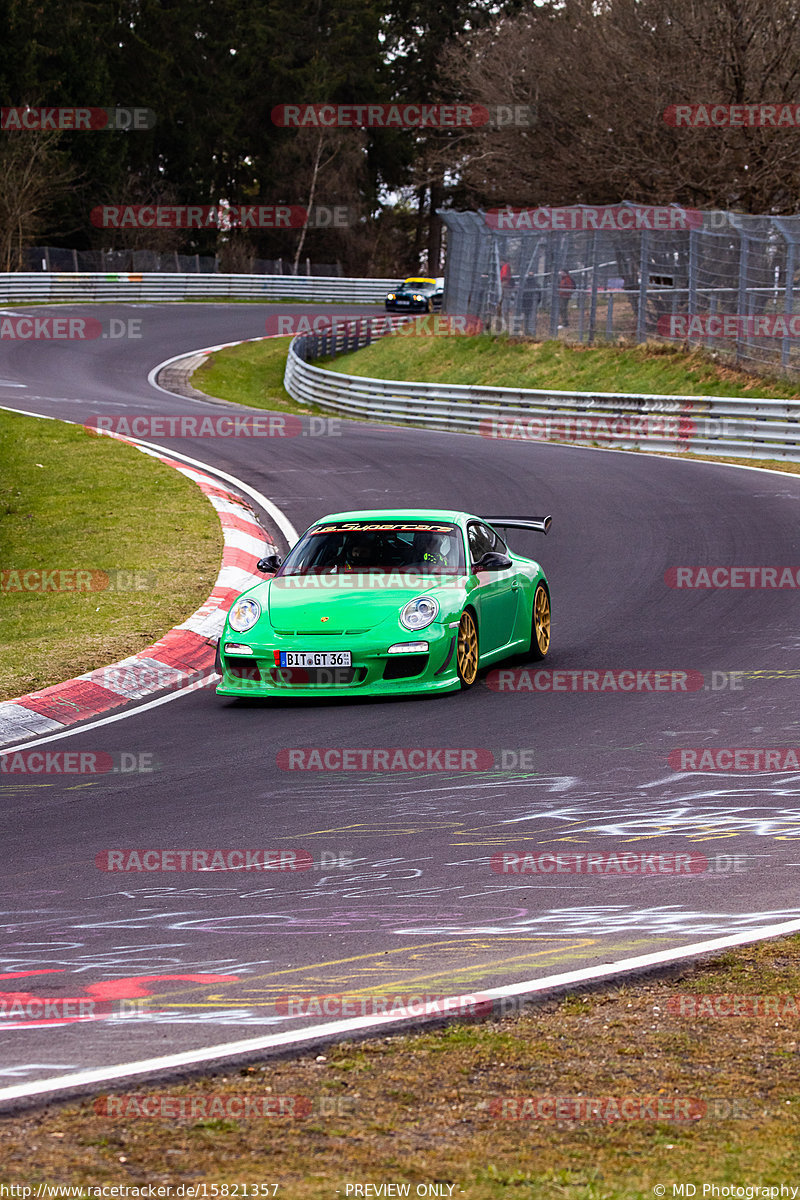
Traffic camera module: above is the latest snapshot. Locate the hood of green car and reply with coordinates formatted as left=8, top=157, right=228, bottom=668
left=265, top=575, right=454, bottom=635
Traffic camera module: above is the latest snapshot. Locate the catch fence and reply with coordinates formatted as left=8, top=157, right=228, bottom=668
left=439, top=206, right=800, bottom=378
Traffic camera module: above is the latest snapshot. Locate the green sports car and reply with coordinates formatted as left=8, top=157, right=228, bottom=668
left=215, top=508, right=551, bottom=699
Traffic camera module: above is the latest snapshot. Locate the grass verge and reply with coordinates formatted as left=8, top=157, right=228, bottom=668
left=9, top=330, right=791, bottom=1190
left=191, top=336, right=329, bottom=418
left=0, top=410, right=223, bottom=700
left=323, top=332, right=800, bottom=398
left=2, top=934, right=800, bottom=1194
left=191, top=331, right=800, bottom=477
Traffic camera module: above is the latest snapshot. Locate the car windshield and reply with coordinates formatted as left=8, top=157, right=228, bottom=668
left=277, top=521, right=465, bottom=576
left=399, top=281, right=436, bottom=293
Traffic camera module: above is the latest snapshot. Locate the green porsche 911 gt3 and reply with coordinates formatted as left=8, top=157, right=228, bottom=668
left=216, top=508, right=551, bottom=699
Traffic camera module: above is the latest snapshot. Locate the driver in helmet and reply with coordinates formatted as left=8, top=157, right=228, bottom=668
left=342, top=533, right=376, bottom=570
left=415, top=531, right=449, bottom=567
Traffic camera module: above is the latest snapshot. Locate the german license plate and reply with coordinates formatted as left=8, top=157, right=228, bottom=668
left=277, top=651, right=352, bottom=668
left=395, top=298, right=410, bottom=305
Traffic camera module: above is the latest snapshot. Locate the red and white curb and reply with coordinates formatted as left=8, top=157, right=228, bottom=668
left=0, top=432, right=275, bottom=748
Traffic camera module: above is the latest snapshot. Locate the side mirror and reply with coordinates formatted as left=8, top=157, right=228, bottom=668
left=257, top=553, right=282, bottom=573
left=473, top=551, right=513, bottom=572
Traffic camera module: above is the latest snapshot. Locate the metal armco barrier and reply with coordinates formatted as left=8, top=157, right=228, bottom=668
left=0, top=272, right=395, bottom=304
left=284, top=320, right=800, bottom=461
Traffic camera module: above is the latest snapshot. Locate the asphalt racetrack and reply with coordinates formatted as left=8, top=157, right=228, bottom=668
left=2, top=302, right=800, bottom=1107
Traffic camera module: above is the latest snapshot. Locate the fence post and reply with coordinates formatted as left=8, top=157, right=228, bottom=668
left=782, top=239, right=796, bottom=369
left=588, top=231, right=599, bottom=344
left=549, top=236, right=561, bottom=338
left=636, top=230, right=649, bottom=343
left=736, top=236, right=749, bottom=364
left=688, top=227, right=697, bottom=321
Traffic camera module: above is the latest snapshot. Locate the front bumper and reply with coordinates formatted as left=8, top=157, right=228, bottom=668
left=385, top=299, right=432, bottom=312
left=216, top=624, right=460, bottom=698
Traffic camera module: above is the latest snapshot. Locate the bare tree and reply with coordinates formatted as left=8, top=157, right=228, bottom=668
left=0, top=132, right=77, bottom=270
left=291, top=129, right=346, bottom=274
left=266, top=124, right=368, bottom=272
left=438, top=0, right=800, bottom=213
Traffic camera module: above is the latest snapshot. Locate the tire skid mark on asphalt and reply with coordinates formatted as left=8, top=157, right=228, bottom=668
left=7, top=915, right=800, bottom=1106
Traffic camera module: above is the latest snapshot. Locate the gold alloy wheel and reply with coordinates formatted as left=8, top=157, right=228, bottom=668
left=456, top=610, right=479, bottom=688
left=531, top=583, right=551, bottom=660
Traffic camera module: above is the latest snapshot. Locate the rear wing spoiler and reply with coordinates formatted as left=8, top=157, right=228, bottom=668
left=483, top=515, right=552, bottom=535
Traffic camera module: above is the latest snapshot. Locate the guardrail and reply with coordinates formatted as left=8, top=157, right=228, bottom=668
left=0, top=272, right=395, bottom=304
left=284, top=317, right=800, bottom=461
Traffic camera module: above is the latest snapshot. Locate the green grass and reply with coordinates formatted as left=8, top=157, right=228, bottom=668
left=3, top=933, right=800, bottom=1194
left=191, top=335, right=330, bottom=417
left=0, top=410, right=222, bottom=700
left=191, top=328, right=800, bottom=479
left=324, top=330, right=800, bottom=398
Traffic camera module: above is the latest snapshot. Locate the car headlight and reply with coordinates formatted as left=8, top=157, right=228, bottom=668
left=387, top=293, right=395, bottom=300
left=228, top=597, right=261, bottom=633
left=400, top=596, right=439, bottom=631
left=413, top=294, right=423, bottom=301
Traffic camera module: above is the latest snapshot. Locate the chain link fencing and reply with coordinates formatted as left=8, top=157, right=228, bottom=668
left=439, top=205, right=800, bottom=379
left=21, top=246, right=343, bottom=276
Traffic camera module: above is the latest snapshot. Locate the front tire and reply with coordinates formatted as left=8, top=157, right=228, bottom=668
left=456, top=610, right=479, bottom=688
left=529, top=583, right=551, bottom=660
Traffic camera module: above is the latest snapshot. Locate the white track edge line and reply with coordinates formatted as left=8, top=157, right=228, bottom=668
left=3, top=380, right=800, bottom=1103
left=0, top=676, right=220, bottom=754
left=148, top=338, right=800, bottom=483
left=102, top=433, right=298, bottom=545
left=4, top=915, right=800, bottom=1105
left=0, top=403, right=298, bottom=543
left=145, top=334, right=279, bottom=400
left=0, top=403, right=298, bottom=747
